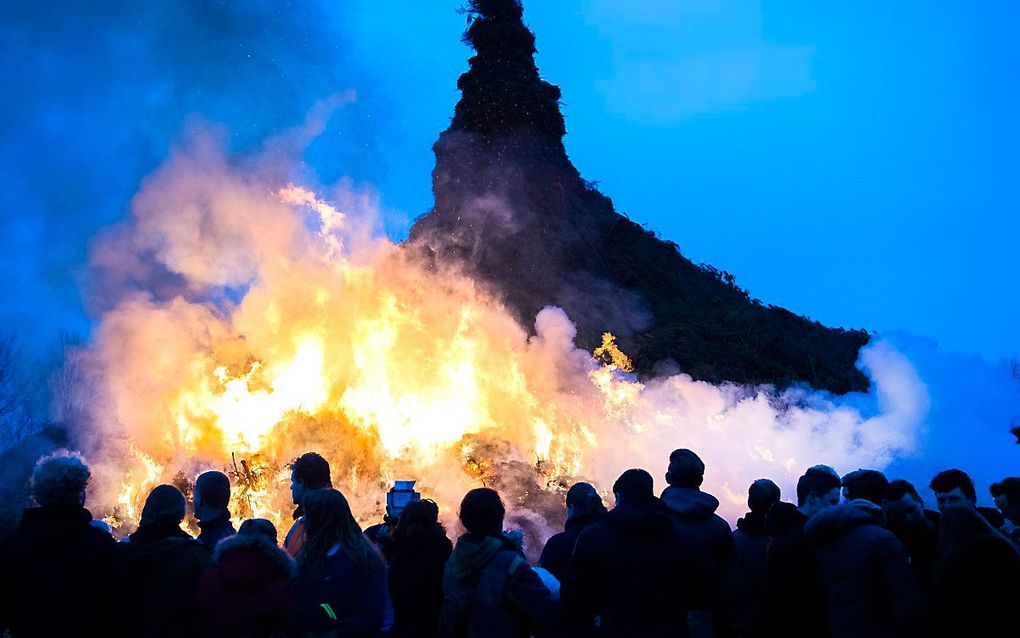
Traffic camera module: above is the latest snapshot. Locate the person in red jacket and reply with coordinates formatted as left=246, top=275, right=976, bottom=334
left=284, top=451, right=332, bottom=558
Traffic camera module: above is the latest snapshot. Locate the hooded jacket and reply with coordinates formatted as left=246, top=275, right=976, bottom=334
left=196, top=532, right=295, bottom=638
left=804, top=499, right=920, bottom=638
left=763, top=502, right=827, bottom=638
left=539, top=510, right=604, bottom=582
left=562, top=497, right=691, bottom=638
left=440, top=533, right=558, bottom=638
left=660, top=486, right=735, bottom=610
left=0, top=504, right=124, bottom=637
left=120, top=522, right=213, bottom=638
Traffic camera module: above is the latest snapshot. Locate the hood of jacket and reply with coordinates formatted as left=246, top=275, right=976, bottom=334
left=121, top=524, right=201, bottom=566
left=212, top=533, right=296, bottom=587
left=804, top=499, right=884, bottom=543
left=765, top=501, right=807, bottom=536
left=660, top=486, right=720, bottom=521
left=605, top=499, right=674, bottom=540
left=448, top=533, right=517, bottom=582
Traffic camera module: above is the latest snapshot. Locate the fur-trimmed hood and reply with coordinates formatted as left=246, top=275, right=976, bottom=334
left=213, top=532, right=296, bottom=581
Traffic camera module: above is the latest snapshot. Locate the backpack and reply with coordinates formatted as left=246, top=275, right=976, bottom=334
left=441, top=549, right=525, bottom=638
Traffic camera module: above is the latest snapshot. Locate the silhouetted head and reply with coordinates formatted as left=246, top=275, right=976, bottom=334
left=842, top=469, right=889, bottom=506
left=613, top=468, right=655, bottom=507
left=290, top=452, right=332, bottom=506
left=238, top=518, right=279, bottom=545
left=565, top=482, right=605, bottom=520
left=31, top=450, right=90, bottom=507
left=300, top=488, right=377, bottom=577
left=140, top=484, right=187, bottom=528
left=458, top=488, right=505, bottom=537
left=399, top=499, right=440, bottom=527
left=194, top=470, right=231, bottom=522
left=747, top=479, right=781, bottom=514
left=797, top=467, right=842, bottom=518
left=665, top=448, right=705, bottom=488
left=930, top=469, right=976, bottom=513
left=990, top=477, right=1020, bottom=523
left=883, top=479, right=927, bottom=528
left=809, top=464, right=840, bottom=478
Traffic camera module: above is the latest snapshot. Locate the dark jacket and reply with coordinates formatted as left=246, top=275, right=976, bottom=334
left=0, top=504, right=124, bottom=637
left=805, top=500, right=921, bottom=638
left=931, top=531, right=1020, bottom=638
left=660, top=486, right=735, bottom=611
left=120, top=522, right=213, bottom=638
left=725, top=510, right=770, bottom=638
left=197, top=513, right=236, bottom=553
left=763, top=503, right=827, bottom=638
left=440, top=533, right=559, bottom=638
left=196, top=532, right=295, bottom=638
left=293, top=542, right=387, bottom=637
left=886, top=509, right=940, bottom=608
left=539, top=511, right=604, bottom=583
left=388, top=523, right=453, bottom=638
left=562, top=498, right=691, bottom=638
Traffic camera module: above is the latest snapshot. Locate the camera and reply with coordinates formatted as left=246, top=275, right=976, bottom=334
left=386, top=480, right=421, bottom=520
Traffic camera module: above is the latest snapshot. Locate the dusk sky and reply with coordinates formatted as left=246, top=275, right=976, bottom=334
left=3, top=0, right=1018, bottom=364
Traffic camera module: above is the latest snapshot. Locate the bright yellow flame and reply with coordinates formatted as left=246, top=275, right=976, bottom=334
left=95, top=182, right=642, bottom=534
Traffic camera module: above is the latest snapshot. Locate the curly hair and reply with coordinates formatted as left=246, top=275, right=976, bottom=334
left=290, top=452, right=332, bottom=490
left=32, top=450, right=90, bottom=506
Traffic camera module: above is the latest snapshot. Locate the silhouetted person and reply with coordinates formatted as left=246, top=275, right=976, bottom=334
left=883, top=479, right=939, bottom=605
left=562, top=468, right=691, bottom=638
left=764, top=467, right=841, bottom=638
left=388, top=499, right=453, bottom=638
left=659, top=448, right=734, bottom=637
left=806, top=469, right=920, bottom=638
left=440, top=488, right=558, bottom=638
left=285, top=451, right=332, bottom=558
left=194, top=470, right=235, bottom=552
left=196, top=518, right=294, bottom=638
left=121, top=484, right=212, bottom=638
left=725, top=478, right=780, bottom=638
left=539, top=482, right=606, bottom=582
left=990, top=476, right=1020, bottom=544
left=292, top=488, right=386, bottom=636
left=0, top=451, right=122, bottom=637
left=930, top=505, right=1020, bottom=638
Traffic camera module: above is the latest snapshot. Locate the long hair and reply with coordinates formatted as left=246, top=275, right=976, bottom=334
left=298, top=488, right=379, bottom=578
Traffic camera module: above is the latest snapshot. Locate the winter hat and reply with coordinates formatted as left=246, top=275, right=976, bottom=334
left=139, top=484, right=186, bottom=527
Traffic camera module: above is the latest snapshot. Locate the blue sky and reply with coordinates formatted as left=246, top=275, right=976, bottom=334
left=2, top=0, right=1018, bottom=365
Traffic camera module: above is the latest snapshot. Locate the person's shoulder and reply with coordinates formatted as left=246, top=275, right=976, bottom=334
left=543, top=529, right=572, bottom=550
left=711, top=512, right=732, bottom=531
left=573, top=517, right=615, bottom=547
left=83, top=524, right=118, bottom=549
